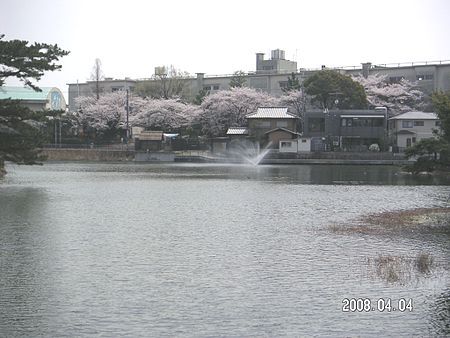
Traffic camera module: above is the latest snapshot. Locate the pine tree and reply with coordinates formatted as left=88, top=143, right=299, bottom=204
left=282, top=72, right=301, bottom=92
left=0, top=35, right=69, bottom=175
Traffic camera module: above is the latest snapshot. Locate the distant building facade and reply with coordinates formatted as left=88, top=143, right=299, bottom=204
left=67, top=50, right=450, bottom=112
left=0, top=86, right=67, bottom=111
left=303, top=108, right=388, bottom=151
left=67, top=78, right=136, bottom=113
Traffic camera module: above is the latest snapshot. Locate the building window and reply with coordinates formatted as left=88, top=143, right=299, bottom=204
left=301, top=139, right=307, bottom=143
left=256, top=121, right=271, bottom=128
left=277, top=121, right=288, bottom=128
left=435, top=121, right=441, bottom=127
left=308, top=118, right=325, bottom=132
left=213, top=85, right=219, bottom=90
left=412, top=137, right=416, bottom=143
left=417, top=74, right=434, bottom=81
left=406, top=138, right=412, bottom=147
left=203, top=86, right=211, bottom=91
left=281, top=141, right=292, bottom=148
left=112, top=87, right=123, bottom=92
left=402, top=121, right=413, bottom=128
left=414, top=121, right=424, bottom=126
left=279, top=81, right=288, bottom=89
left=389, top=76, right=404, bottom=83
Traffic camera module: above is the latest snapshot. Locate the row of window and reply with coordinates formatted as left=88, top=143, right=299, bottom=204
left=401, top=120, right=440, bottom=128
left=255, top=121, right=289, bottom=128
left=389, top=74, right=434, bottom=83
left=308, top=118, right=439, bottom=132
left=416, top=74, right=434, bottom=81
left=111, top=86, right=135, bottom=92
left=203, top=85, right=220, bottom=91
left=402, top=121, right=423, bottom=128
left=341, top=118, right=384, bottom=128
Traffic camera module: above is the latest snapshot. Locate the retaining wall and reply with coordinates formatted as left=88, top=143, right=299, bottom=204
left=41, top=148, right=134, bottom=161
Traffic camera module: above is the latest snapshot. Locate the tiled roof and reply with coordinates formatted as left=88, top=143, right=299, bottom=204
left=226, top=127, right=249, bottom=135
left=0, top=86, right=54, bottom=101
left=390, top=111, right=438, bottom=120
left=246, top=107, right=297, bottom=119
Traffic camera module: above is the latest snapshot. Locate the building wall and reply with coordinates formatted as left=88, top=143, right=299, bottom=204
left=344, top=63, right=450, bottom=94
left=67, top=61, right=450, bottom=112
left=67, top=79, right=136, bottom=112
left=279, top=139, right=298, bottom=152
left=267, top=130, right=296, bottom=147
left=297, top=138, right=311, bottom=152
left=279, top=138, right=311, bottom=152
left=248, top=118, right=297, bottom=139
left=391, top=119, right=439, bottom=149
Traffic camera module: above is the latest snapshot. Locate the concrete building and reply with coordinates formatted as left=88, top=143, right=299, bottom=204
left=67, top=78, right=136, bottom=113
left=389, top=111, right=440, bottom=151
left=256, top=49, right=297, bottom=74
left=0, top=86, right=67, bottom=111
left=67, top=50, right=450, bottom=112
left=303, top=108, right=388, bottom=151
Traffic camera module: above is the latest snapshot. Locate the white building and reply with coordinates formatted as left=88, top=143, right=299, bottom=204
left=389, top=111, right=440, bottom=151
left=279, top=137, right=311, bottom=153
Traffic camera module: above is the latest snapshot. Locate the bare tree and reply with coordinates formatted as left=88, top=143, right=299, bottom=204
left=136, top=65, right=190, bottom=100
left=90, top=58, right=104, bottom=100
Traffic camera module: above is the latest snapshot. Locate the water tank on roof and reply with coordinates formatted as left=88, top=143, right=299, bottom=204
left=271, top=49, right=285, bottom=60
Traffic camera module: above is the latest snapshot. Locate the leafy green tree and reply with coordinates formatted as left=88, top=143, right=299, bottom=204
left=303, top=70, right=367, bottom=110
left=0, top=35, right=69, bottom=175
left=194, top=88, right=209, bottom=105
left=404, top=92, right=450, bottom=173
left=282, top=72, right=301, bottom=92
left=229, top=70, right=247, bottom=88
left=432, top=91, right=450, bottom=143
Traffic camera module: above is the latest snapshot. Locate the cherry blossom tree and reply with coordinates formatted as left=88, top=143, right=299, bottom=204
left=200, top=87, right=280, bottom=137
left=279, top=89, right=306, bottom=132
left=132, top=98, right=201, bottom=131
left=73, top=91, right=139, bottom=141
left=353, top=74, right=425, bottom=115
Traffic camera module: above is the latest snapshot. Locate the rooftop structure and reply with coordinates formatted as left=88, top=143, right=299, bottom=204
left=256, top=49, right=297, bottom=74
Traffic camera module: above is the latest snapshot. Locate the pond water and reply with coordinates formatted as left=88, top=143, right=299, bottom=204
left=1, top=162, right=449, bottom=336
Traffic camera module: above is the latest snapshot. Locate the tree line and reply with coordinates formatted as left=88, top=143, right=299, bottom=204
left=1, top=34, right=449, bottom=175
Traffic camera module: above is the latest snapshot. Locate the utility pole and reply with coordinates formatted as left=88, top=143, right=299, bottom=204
left=126, top=89, right=129, bottom=143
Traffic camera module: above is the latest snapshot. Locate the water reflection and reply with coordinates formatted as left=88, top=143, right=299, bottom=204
left=0, top=162, right=449, bottom=336
left=429, top=288, right=450, bottom=336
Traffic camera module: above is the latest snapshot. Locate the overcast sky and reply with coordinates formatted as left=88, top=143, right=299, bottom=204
left=1, top=0, right=450, bottom=100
